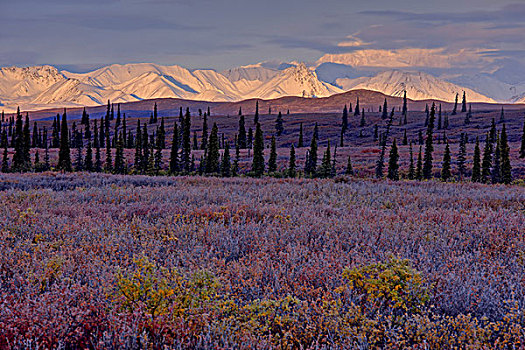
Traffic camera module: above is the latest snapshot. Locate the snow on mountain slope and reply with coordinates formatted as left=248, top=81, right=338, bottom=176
left=0, top=62, right=509, bottom=112
left=445, top=73, right=525, bottom=103
left=222, top=64, right=279, bottom=83
left=336, top=70, right=495, bottom=103
left=250, top=63, right=343, bottom=99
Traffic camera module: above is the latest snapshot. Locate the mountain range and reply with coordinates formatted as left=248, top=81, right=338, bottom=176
left=1, top=58, right=524, bottom=113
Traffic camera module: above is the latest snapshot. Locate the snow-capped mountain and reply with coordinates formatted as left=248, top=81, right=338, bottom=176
left=334, top=70, right=496, bottom=103
left=0, top=63, right=346, bottom=112
left=0, top=61, right=513, bottom=113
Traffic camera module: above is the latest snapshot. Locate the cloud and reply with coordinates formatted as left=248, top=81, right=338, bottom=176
left=317, top=48, right=493, bottom=69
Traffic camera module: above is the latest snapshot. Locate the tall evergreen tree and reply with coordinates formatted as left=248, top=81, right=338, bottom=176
left=354, top=97, right=360, bottom=116
left=360, top=110, right=366, bottom=127
left=319, top=141, right=332, bottom=178
left=251, top=122, right=265, bottom=176
left=481, top=134, right=493, bottom=183
left=500, top=107, right=505, bottom=123
left=472, top=137, right=481, bottom=183
left=313, top=122, right=319, bottom=142
left=158, top=117, right=166, bottom=149
left=422, top=103, right=436, bottom=179
left=491, top=134, right=501, bottom=184
left=201, top=112, right=208, bottom=150
left=387, top=139, right=399, bottom=181
left=342, top=105, right=348, bottom=133
left=275, top=111, right=284, bottom=136
left=305, top=129, right=318, bottom=175
left=254, top=100, right=259, bottom=125
left=205, top=123, right=220, bottom=174
left=381, top=98, right=388, bottom=119
left=452, top=93, right=458, bottom=115
left=345, top=155, right=354, bottom=176
left=85, top=141, right=93, bottom=172
left=238, top=115, right=247, bottom=149
left=182, top=108, right=192, bottom=172
left=116, top=104, right=121, bottom=127
left=169, top=122, right=179, bottom=174
left=12, top=109, right=26, bottom=171
left=489, top=118, right=497, bottom=144
left=57, top=110, right=72, bottom=172
left=461, top=91, right=467, bottom=113
left=221, top=142, right=231, bottom=177
left=500, top=124, right=512, bottom=184
left=268, top=136, right=277, bottom=173
left=288, top=144, right=296, bottom=178
left=441, top=142, right=451, bottom=181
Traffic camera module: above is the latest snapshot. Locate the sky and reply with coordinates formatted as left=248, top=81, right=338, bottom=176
left=1, top=0, right=524, bottom=73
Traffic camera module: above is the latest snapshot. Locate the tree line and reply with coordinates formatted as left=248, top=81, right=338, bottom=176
left=1, top=96, right=524, bottom=183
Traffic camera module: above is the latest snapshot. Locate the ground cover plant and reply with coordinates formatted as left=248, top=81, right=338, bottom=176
left=1, top=173, right=524, bottom=348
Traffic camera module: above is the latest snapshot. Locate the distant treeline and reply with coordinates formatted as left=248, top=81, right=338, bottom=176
left=1, top=96, right=525, bottom=184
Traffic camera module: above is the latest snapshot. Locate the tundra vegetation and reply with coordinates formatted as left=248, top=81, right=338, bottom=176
left=0, top=173, right=524, bottom=348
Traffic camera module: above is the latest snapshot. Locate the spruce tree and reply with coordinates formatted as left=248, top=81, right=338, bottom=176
left=472, top=137, right=481, bottom=183
left=251, top=122, right=265, bottom=176
left=452, top=93, right=458, bottom=115
left=382, top=98, right=388, bottom=119
left=345, top=155, right=354, bottom=176
left=114, top=132, right=125, bottom=174
left=489, top=118, right=497, bottom=144
left=360, top=110, right=366, bottom=127
left=319, top=141, right=332, bottom=178
left=339, top=127, right=344, bottom=147
left=387, top=139, right=399, bottom=181
left=298, top=123, right=304, bottom=147
left=158, top=117, right=166, bottom=149
left=238, top=115, right=247, bottom=149
left=305, top=130, right=318, bottom=176
left=247, top=128, right=253, bottom=149
left=154, top=135, right=162, bottom=175
left=313, top=122, right=319, bottom=142
left=254, top=100, right=259, bottom=125
left=422, top=103, right=436, bottom=179
left=268, top=136, right=277, bottom=172
left=375, top=146, right=386, bottom=179
left=57, top=110, right=72, bottom=172
left=12, top=109, right=26, bottom=171
left=354, top=97, right=360, bottom=116
left=481, top=134, right=493, bottom=183
left=402, top=129, right=408, bottom=145
left=182, top=108, right=192, bottom=172
left=85, top=141, right=93, bottom=172
left=457, top=133, right=467, bottom=180
left=491, top=134, right=501, bottom=184
left=288, top=144, right=296, bottom=178
left=500, top=124, right=512, bottom=184
left=441, top=142, right=451, bottom=181
left=169, top=122, right=179, bottom=174
left=500, top=107, right=505, bottom=123
left=205, top=123, right=220, bottom=174
left=415, top=146, right=423, bottom=180
left=221, top=142, right=231, bottom=177
left=342, top=105, right=348, bottom=133
left=461, top=91, right=467, bottom=113
left=275, top=111, right=284, bottom=136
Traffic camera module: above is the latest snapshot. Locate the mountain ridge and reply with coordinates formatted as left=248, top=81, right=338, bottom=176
left=0, top=62, right=505, bottom=113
